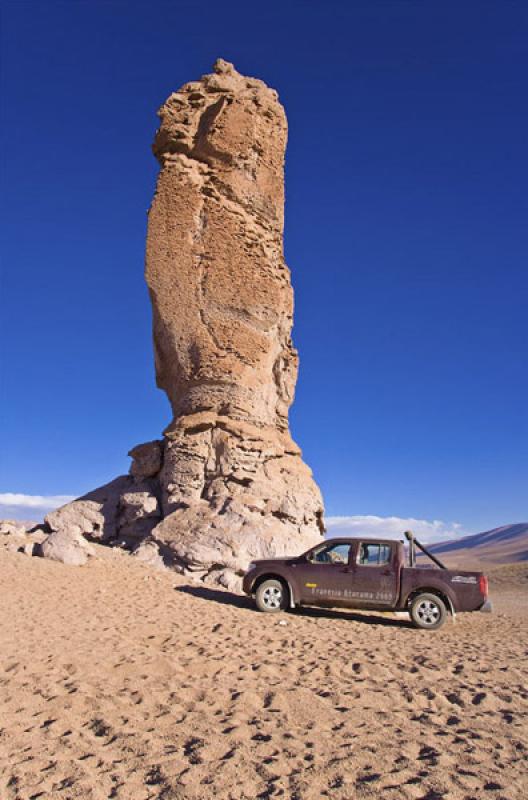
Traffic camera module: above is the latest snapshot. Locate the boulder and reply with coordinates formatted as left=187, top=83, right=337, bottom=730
left=132, top=539, right=166, bottom=570
left=128, top=440, right=164, bottom=479
left=38, top=528, right=96, bottom=566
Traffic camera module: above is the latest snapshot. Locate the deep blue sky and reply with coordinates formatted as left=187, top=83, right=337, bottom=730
left=1, top=1, right=527, bottom=531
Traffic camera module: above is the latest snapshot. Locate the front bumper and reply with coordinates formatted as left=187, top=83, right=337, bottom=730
left=480, top=599, right=493, bottom=613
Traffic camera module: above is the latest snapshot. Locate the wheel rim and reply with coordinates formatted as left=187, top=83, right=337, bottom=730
left=262, top=586, right=282, bottom=609
left=416, top=599, right=441, bottom=626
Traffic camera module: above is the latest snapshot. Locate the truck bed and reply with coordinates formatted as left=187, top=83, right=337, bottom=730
left=399, top=566, right=488, bottom=612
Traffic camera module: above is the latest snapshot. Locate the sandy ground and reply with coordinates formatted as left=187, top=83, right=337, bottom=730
left=1, top=549, right=526, bottom=800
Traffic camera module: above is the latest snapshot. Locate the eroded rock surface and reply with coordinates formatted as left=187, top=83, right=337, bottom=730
left=42, top=475, right=161, bottom=549
left=35, top=60, right=324, bottom=584
left=145, top=59, right=324, bottom=581
left=149, top=58, right=297, bottom=430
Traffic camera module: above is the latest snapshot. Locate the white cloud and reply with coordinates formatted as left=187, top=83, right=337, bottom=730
left=326, top=515, right=469, bottom=544
left=0, top=493, right=77, bottom=521
left=0, top=493, right=470, bottom=544
left=0, top=493, right=76, bottom=509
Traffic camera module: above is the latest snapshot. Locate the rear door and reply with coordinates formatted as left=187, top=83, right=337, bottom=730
left=347, top=541, right=399, bottom=607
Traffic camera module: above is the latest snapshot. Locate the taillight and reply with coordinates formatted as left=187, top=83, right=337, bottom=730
left=479, top=575, right=488, bottom=598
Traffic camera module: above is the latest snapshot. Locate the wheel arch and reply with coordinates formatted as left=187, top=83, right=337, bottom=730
left=252, top=573, right=295, bottom=609
left=406, top=586, right=455, bottom=616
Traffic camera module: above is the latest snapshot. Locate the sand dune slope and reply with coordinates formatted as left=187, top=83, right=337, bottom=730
left=1, top=549, right=527, bottom=800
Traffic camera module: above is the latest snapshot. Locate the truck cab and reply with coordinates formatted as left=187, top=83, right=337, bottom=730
left=289, top=538, right=402, bottom=609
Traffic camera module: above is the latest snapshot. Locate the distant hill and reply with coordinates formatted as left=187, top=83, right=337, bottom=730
left=418, top=523, right=528, bottom=568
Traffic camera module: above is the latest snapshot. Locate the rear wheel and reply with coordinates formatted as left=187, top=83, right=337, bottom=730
left=255, top=579, right=288, bottom=613
left=410, top=593, right=447, bottom=630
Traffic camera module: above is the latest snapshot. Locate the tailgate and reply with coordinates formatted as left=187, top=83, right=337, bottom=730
left=449, top=570, right=489, bottom=611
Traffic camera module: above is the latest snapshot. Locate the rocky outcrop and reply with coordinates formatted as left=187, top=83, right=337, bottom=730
left=0, top=520, right=46, bottom=556
left=0, top=520, right=31, bottom=537
left=34, top=60, right=324, bottom=585
left=42, top=474, right=161, bottom=549
left=143, top=59, right=324, bottom=582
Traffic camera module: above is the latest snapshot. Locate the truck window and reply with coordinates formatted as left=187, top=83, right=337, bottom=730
left=357, top=543, right=391, bottom=566
left=309, top=543, right=351, bottom=564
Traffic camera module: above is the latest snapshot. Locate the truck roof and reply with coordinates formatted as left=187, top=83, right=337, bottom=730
left=323, top=537, right=403, bottom=546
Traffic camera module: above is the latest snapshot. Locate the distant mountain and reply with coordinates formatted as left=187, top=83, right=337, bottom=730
left=418, top=523, right=528, bottom=567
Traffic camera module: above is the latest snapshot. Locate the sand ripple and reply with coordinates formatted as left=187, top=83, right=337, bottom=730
left=1, top=550, right=526, bottom=799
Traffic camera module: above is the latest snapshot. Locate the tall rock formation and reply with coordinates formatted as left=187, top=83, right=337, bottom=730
left=40, top=60, right=324, bottom=587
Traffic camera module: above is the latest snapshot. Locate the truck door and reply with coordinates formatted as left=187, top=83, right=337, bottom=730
left=296, top=541, right=353, bottom=604
left=348, top=541, right=399, bottom=607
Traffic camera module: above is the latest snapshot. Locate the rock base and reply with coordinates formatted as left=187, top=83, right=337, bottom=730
left=35, top=427, right=323, bottom=587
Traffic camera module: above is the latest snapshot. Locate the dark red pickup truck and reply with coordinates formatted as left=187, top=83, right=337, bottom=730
left=242, top=534, right=492, bottom=629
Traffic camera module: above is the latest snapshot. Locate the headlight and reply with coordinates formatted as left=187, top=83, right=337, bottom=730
left=247, top=562, right=257, bottom=572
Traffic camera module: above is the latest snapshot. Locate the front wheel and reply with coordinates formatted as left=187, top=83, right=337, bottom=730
left=255, top=579, right=288, bottom=613
left=410, top=593, right=447, bottom=630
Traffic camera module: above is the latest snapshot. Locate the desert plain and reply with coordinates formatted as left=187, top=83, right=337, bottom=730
left=1, top=545, right=526, bottom=800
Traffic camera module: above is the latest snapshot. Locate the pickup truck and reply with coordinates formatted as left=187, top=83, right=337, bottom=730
left=242, top=532, right=492, bottom=629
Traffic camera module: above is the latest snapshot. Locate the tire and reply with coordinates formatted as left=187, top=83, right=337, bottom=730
left=255, top=579, right=288, bottom=613
left=410, top=593, right=447, bottom=630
